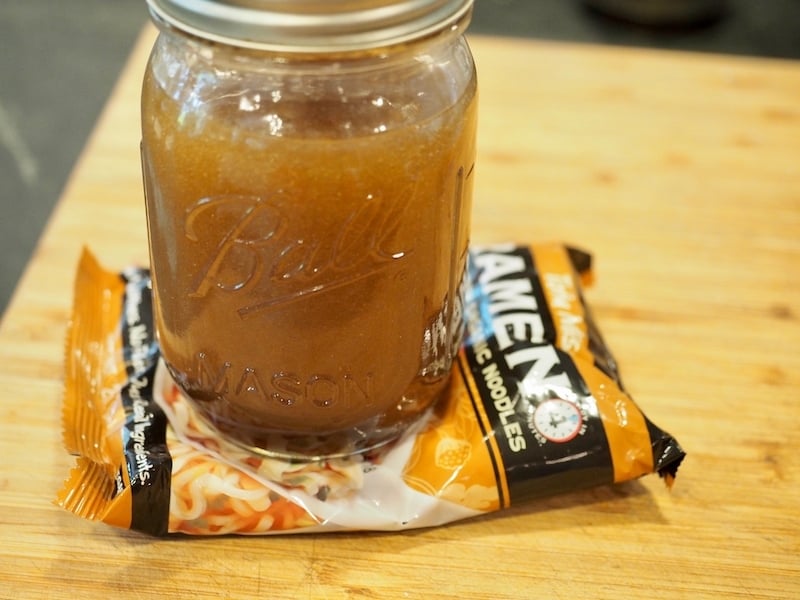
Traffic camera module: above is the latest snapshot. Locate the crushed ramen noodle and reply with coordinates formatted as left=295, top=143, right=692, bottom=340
left=58, top=243, right=685, bottom=536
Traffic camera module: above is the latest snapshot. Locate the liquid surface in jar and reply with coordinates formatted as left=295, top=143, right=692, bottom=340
left=141, top=41, right=477, bottom=457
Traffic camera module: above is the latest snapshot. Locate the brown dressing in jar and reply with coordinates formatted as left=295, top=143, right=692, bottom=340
left=141, top=4, right=477, bottom=458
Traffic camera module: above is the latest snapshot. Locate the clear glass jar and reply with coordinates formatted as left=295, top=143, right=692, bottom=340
left=141, top=0, right=478, bottom=459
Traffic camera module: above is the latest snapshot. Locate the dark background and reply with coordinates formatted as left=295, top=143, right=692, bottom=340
left=1, top=0, right=798, bottom=314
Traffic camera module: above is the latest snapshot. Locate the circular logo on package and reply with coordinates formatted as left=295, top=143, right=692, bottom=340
left=531, top=397, right=583, bottom=443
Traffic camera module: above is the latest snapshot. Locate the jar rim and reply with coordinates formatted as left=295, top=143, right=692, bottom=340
left=145, top=0, right=474, bottom=52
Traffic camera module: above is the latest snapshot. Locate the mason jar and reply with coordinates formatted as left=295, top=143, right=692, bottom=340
left=141, top=0, right=478, bottom=459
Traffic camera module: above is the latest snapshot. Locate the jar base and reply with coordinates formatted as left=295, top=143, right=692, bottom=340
left=162, top=357, right=452, bottom=463
left=212, top=424, right=406, bottom=462
left=200, top=412, right=417, bottom=462
left=159, top=359, right=449, bottom=462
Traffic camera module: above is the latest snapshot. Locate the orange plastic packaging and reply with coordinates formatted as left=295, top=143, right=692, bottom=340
left=57, top=243, right=684, bottom=536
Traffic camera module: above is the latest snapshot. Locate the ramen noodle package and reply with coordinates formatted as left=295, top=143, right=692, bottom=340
left=58, top=243, right=684, bottom=536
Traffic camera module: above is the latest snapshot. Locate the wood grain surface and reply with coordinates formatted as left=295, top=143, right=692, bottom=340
left=1, top=25, right=798, bottom=599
